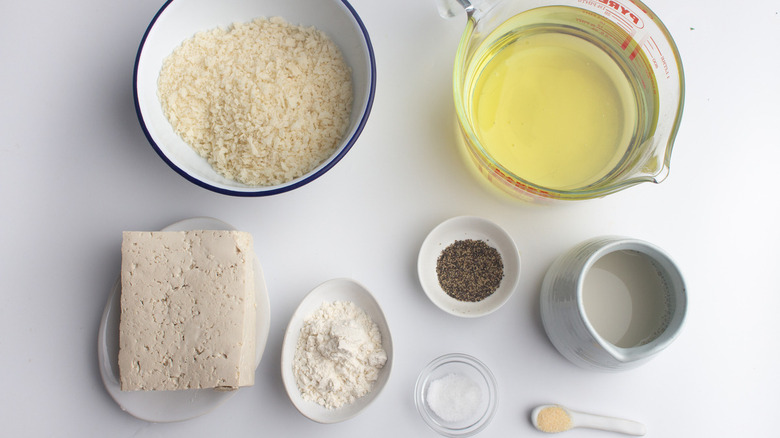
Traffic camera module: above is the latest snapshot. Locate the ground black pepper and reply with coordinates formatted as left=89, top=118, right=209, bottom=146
left=436, top=239, right=504, bottom=302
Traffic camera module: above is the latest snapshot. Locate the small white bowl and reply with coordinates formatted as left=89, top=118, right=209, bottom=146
left=280, top=278, right=393, bottom=423
left=417, top=216, right=521, bottom=317
left=414, top=353, right=498, bottom=437
left=133, top=0, right=375, bottom=196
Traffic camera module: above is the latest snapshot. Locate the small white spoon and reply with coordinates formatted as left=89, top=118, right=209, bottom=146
left=531, top=405, right=646, bottom=436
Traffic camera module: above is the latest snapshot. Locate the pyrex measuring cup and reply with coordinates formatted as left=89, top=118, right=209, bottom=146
left=436, top=0, right=684, bottom=201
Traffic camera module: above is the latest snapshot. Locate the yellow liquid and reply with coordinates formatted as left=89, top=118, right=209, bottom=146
left=467, top=14, right=642, bottom=191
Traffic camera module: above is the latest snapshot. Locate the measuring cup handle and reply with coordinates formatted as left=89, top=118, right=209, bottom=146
left=433, top=0, right=499, bottom=19
left=434, top=0, right=471, bottom=18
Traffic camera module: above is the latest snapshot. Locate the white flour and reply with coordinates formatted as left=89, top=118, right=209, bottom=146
left=293, top=301, right=387, bottom=409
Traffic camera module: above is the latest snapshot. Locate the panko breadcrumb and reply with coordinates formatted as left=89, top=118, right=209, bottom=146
left=158, top=17, right=352, bottom=186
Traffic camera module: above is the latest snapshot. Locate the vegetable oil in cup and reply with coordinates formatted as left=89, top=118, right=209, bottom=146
left=455, top=6, right=663, bottom=200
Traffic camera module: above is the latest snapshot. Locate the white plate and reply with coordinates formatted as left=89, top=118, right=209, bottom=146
left=97, top=217, right=271, bottom=422
left=280, top=278, right=393, bottom=423
left=417, top=216, right=521, bottom=317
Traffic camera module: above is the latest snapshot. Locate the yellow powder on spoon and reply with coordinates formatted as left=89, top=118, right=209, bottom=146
left=536, top=405, right=572, bottom=433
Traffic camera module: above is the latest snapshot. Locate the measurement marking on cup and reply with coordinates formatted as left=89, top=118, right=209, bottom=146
left=643, top=37, right=670, bottom=79
left=595, top=0, right=645, bottom=28
left=577, top=0, right=600, bottom=8
left=644, top=37, right=660, bottom=55
left=604, top=10, right=635, bottom=33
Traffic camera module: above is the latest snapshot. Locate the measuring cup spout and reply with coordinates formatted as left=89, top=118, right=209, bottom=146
left=628, top=134, right=674, bottom=185
left=434, top=0, right=498, bottom=18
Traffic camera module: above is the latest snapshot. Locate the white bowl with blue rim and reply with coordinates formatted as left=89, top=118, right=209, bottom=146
left=133, top=0, right=375, bottom=196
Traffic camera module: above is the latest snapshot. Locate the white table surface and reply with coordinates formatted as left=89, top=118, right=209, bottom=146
left=2, top=0, right=779, bottom=436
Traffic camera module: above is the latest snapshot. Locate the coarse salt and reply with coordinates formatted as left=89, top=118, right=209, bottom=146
left=426, top=373, right=482, bottom=423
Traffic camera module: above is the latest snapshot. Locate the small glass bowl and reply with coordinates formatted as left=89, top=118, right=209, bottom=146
left=414, top=353, right=498, bottom=437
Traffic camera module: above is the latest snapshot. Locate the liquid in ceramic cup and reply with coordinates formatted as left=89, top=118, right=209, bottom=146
left=540, top=236, right=686, bottom=371
left=582, top=249, right=672, bottom=348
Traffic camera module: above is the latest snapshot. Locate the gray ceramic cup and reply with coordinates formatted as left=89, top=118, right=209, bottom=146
left=540, top=236, right=687, bottom=371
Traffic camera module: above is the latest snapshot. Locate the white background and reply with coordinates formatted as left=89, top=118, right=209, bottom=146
left=2, top=0, right=779, bottom=436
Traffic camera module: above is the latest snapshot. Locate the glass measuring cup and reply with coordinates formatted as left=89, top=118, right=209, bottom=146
left=436, top=0, right=684, bottom=201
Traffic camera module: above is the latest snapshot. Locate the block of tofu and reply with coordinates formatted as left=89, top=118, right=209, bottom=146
left=118, top=230, right=257, bottom=391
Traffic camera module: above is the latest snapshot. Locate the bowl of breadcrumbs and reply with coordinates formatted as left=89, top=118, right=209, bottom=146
left=133, top=0, right=375, bottom=196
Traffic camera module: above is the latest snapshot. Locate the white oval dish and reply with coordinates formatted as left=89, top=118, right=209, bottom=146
left=280, top=278, right=393, bottom=423
left=97, top=217, right=271, bottom=422
left=417, top=216, right=521, bottom=317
